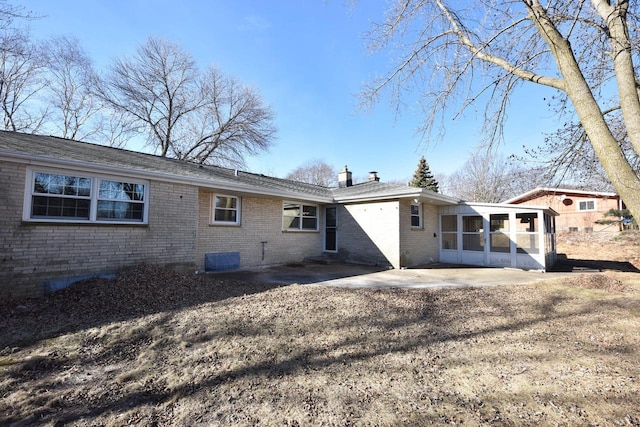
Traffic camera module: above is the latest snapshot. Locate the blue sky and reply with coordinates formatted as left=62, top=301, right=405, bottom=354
left=20, top=0, right=560, bottom=182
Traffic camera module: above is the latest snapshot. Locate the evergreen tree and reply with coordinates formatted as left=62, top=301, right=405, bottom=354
left=410, top=156, right=439, bottom=192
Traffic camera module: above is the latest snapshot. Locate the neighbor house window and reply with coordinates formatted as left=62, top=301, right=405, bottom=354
left=26, top=168, right=148, bottom=224
left=283, top=202, right=318, bottom=231
left=411, top=203, right=422, bottom=228
left=578, top=200, right=596, bottom=211
left=211, top=194, right=240, bottom=225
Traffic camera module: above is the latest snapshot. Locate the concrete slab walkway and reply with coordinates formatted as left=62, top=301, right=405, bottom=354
left=210, top=262, right=574, bottom=289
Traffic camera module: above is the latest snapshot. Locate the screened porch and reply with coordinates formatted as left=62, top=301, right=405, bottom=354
left=438, top=203, right=558, bottom=271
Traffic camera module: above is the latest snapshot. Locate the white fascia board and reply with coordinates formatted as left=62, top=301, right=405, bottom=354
left=334, top=190, right=459, bottom=205
left=417, top=191, right=461, bottom=205
left=504, top=187, right=618, bottom=204
left=1, top=150, right=334, bottom=204
left=463, top=201, right=559, bottom=216
left=536, top=187, right=617, bottom=197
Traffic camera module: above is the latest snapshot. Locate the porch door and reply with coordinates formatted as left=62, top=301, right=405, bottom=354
left=324, top=206, right=337, bottom=252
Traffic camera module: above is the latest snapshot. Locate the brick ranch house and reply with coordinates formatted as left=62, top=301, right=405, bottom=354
left=1, top=131, right=558, bottom=298
left=504, top=187, right=624, bottom=232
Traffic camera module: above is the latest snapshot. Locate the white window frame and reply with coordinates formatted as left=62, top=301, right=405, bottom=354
left=282, top=201, right=319, bottom=231
left=23, top=167, right=149, bottom=225
left=577, top=199, right=596, bottom=212
left=411, top=202, right=423, bottom=228
left=211, top=194, right=241, bottom=226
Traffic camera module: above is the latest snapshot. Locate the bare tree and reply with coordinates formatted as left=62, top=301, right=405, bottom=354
left=446, top=152, right=528, bottom=202
left=285, top=159, right=338, bottom=187
left=91, top=107, right=137, bottom=148
left=96, top=36, right=276, bottom=165
left=0, top=29, right=47, bottom=132
left=0, top=1, right=35, bottom=28
left=179, top=67, right=277, bottom=166
left=362, top=1, right=640, bottom=221
left=522, top=115, right=636, bottom=192
left=41, top=35, right=102, bottom=141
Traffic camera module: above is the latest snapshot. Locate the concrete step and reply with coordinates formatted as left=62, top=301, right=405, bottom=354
left=304, top=255, right=342, bottom=265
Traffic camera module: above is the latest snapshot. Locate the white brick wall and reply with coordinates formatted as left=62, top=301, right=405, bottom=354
left=195, top=191, right=323, bottom=269
left=0, top=161, right=198, bottom=298
left=399, top=201, right=440, bottom=267
left=337, top=201, right=400, bottom=268
left=1, top=159, right=446, bottom=297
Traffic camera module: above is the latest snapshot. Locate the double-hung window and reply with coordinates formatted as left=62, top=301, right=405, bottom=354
left=211, top=194, right=240, bottom=225
left=283, top=202, right=318, bottom=231
left=31, top=172, right=92, bottom=220
left=97, top=180, right=145, bottom=221
left=411, top=203, right=422, bottom=228
left=26, top=168, right=148, bottom=224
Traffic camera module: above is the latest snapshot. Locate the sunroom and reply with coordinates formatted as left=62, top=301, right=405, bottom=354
left=438, top=203, right=558, bottom=271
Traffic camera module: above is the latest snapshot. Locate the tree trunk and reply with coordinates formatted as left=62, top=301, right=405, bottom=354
left=526, top=0, right=640, bottom=223
left=592, top=0, right=640, bottom=157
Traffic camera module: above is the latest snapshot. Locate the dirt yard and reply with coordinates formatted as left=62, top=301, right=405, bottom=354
left=1, top=232, right=639, bottom=426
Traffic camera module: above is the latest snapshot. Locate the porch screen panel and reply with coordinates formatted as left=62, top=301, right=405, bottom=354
left=441, top=215, right=457, bottom=250
left=490, top=214, right=510, bottom=253
left=462, top=215, right=483, bottom=251
left=515, top=212, right=539, bottom=254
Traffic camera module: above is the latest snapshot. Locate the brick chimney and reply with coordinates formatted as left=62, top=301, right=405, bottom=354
left=338, top=165, right=352, bottom=188
left=368, top=171, right=380, bottom=182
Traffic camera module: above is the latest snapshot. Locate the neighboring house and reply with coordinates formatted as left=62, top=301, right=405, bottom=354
left=1, top=131, right=558, bottom=298
left=504, top=187, right=623, bottom=232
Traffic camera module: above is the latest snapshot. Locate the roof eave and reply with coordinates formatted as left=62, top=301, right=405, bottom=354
left=333, top=188, right=460, bottom=205
left=463, top=201, right=559, bottom=216
left=504, top=186, right=619, bottom=204
left=1, top=150, right=334, bottom=203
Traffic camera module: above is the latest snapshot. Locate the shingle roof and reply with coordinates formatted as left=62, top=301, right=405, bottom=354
left=0, top=131, right=333, bottom=201
left=332, top=181, right=419, bottom=199
left=331, top=180, right=459, bottom=205
left=0, top=131, right=459, bottom=205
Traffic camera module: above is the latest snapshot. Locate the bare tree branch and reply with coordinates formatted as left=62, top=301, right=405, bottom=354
left=285, top=159, right=338, bottom=187
left=95, top=37, right=276, bottom=165
left=0, top=29, right=47, bottom=132
left=362, top=0, right=640, bottom=222
left=41, top=35, right=102, bottom=141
